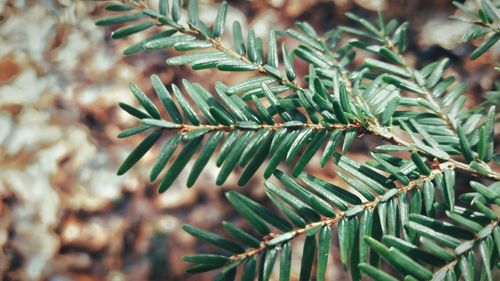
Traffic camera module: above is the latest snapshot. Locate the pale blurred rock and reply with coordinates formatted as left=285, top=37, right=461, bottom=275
left=268, top=0, right=285, bottom=8
left=0, top=113, right=12, bottom=145
left=354, top=0, right=387, bottom=10
left=419, top=19, right=468, bottom=50
left=5, top=167, right=60, bottom=226
left=60, top=216, right=125, bottom=252
left=12, top=223, right=59, bottom=280
left=52, top=253, right=93, bottom=271
left=285, top=0, right=318, bottom=18
left=0, top=5, right=56, bottom=67
left=0, top=69, right=49, bottom=106
left=2, top=108, right=61, bottom=155
left=155, top=181, right=198, bottom=210
left=188, top=203, right=225, bottom=229
left=154, top=215, right=179, bottom=234
left=252, top=10, right=281, bottom=39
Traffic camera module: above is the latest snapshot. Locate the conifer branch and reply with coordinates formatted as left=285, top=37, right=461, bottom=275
left=121, top=0, right=298, bottom=86
left=368, top=126, right=500, bottom=181
left=377, top=38, right=499, bottom=180
left=227, top=163, right=450, bottom=264
left=452, top=0, right=500, bottom=61
left=385, top=41, right=456, bottom=129
left=432, top=219, right=499, bottom=279
left=167, top=122, right=360, bottom=133
left=470, top=20, right=500, bottom=33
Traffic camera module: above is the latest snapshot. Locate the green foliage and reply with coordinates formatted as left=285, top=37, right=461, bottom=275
left=91, top=0, right=499, bottom=280
left=452, top=0, right=500, bottom=61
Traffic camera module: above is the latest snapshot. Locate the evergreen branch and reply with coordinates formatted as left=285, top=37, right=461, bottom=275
left=345, top=13, right=500, bottom=181
left=109, top=0, right=357, bottom=113
left=183, top=159, right=500, bottom=280
left=374, top=39, right=500, bottom=180
left=119, top=0, right=298, bottom=87
left=345, top=14, right=460, bottom=138
left=227, top=163, right=448, bottom=264
left=369, top=125, right=500, bottom=181
left=118, top=75, right=368, bottom=191
left=362, top=217, right=499, bottom=281
left=385, top=40, right=456, bottom=131
left=432, top=219, right=498, bottom=280
left=272, top=16, right=499, bottom=181
left=452, top=0, right=500, bottom=60
left=151, top=122, right=359, bottom=134
left=120, top=74, right=500, bottom=195
left=278, top=18, right=500, bottom=181
left=469, top=20, right=500, bottom=33
left=360, top=178, right=500, bottom=281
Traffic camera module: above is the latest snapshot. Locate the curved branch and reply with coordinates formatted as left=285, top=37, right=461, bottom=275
left=432, top=219, right=499, bottom=279
left=384, top=39, right=457, bottom=132
left=472, top=20, right=500, bottom=33
left=175, top=122, right=359, bottom=133
left=122, top=0, right=297, bottom=87
left=367, top=126, right=500, bottom=181
left=227, top=163, right=450, bottom=263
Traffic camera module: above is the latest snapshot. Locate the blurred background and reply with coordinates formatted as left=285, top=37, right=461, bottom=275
left=0, top=0, right=498, bottom=280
